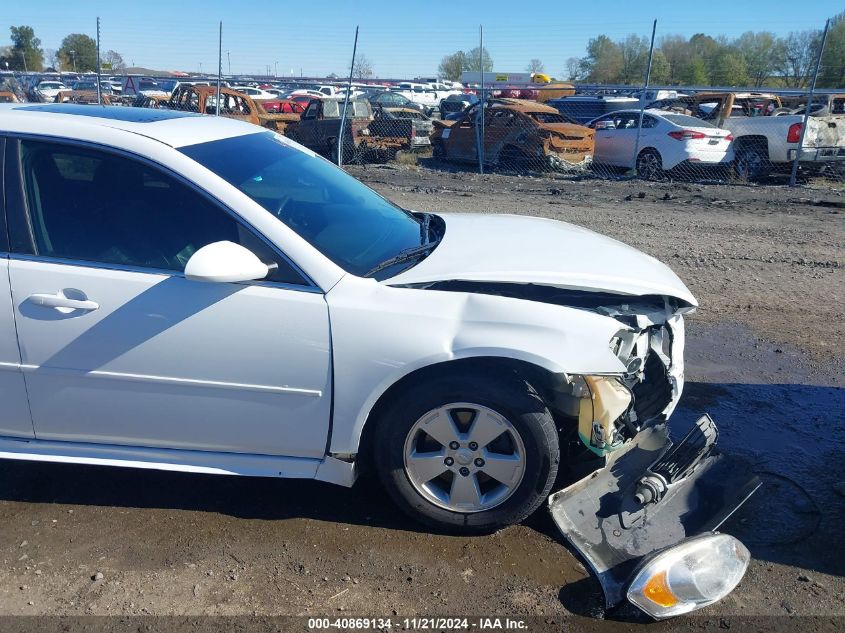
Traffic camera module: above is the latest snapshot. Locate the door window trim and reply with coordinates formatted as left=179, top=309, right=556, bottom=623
left=5, top=133, right=321, bottom=293
left=0, top=136, right=8, bottom=254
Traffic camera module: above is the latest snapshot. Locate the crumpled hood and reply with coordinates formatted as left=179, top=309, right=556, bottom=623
left=387, top=213, right=698, bottom=306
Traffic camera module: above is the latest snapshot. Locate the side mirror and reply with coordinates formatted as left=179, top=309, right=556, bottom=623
left=184, top=241, right=269, bottom=283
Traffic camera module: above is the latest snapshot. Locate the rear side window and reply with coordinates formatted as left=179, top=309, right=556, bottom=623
left=18, top=140, right=304, bottom=284
left=662, top=114, right=717, bottom=129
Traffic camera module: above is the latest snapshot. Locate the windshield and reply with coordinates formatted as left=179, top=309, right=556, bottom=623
left=529, top=112, right=568, bottom=124
left=180, top=132, right=430, bottom=277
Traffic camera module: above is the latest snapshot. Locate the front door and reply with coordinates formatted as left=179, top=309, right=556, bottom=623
left=6, top=138, right=332, bottom=457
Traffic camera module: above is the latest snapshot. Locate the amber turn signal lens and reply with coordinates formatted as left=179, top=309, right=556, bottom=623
left=642, top=570, right=679, bottom=608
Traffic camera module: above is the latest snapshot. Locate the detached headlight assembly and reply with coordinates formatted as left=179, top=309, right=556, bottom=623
left=627, top=533, right=750, bottom=619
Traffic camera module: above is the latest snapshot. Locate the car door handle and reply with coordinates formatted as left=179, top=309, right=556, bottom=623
left=28, top=292, right=99, bottom=312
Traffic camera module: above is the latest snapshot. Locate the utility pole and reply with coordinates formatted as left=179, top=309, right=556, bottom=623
left=96, top=17, right=102, bottom=105
left=337, top=25, right=359, bottom=168
left=789, top=19, right=830, bottom=187
left=216, top=21, right=222, bottom=116
left=69, top=50, right=77, bottom=73
left=227, top=50, right=231, bottom=75
left=20, top=50, right=28, bottom=73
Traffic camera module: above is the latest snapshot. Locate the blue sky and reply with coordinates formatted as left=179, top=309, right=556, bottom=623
left=3, top=1, right=842, bottom=77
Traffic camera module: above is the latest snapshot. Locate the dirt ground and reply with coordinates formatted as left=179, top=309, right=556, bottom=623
left=0, top=165, right=843, bottom=632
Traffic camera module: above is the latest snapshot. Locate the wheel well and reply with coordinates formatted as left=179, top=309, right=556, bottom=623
left=355, top=357, right=560, bottom=474
left=734, top=135, right=770, bottom=158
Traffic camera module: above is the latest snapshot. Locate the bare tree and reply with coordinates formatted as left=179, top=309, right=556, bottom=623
left=526, top=58, right=544, bottom=74
left=102, top=49, right=126, bottom=71
left=775, top=30, right=820, bottom=88
left=564, top=57, right=581, bottom=81
left=352, top=54, right=374, bottom=79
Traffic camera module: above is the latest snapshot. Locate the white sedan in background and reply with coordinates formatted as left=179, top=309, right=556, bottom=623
left=0, top=103, right=753, bottom=619
left=588, top=109, right=734, bottom=179
left=230, top=86, right=278, bottom=100
left=35, top=81, right=68, bottom=100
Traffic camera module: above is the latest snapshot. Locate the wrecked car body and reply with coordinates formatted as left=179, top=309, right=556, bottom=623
left=430, top=99, right=594, bottom=171
left=288, top=98, right=425, bottom=162
left=164, top=85, right=302, bottom=135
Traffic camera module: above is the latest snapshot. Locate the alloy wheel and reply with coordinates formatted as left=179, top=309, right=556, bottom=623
left=403, top=403, right=527, bottom=513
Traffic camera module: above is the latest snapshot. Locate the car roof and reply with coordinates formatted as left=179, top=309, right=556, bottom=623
left=0, top=103, right=263, bottom=148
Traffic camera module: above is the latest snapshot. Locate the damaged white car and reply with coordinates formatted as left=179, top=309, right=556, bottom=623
left=0, top=104, right=757, bottom=619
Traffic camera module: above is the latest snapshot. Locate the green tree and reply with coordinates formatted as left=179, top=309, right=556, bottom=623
left=2, top=26, right=44, bottom=71
left=649, top=50, right=671, bottom=84
left=819, top=12, right=845, bottom=88
left=58, top=33, right=97, bottom=72
left=659, top=35, right=690, bottom=84
left=582, top=35, right=623, bottom=83
left=734, top=31, right=778, bottom=86
left=462, top=46, right=493, bottom=73
left=438, top=51, right=466, bottom=81
left=677, top=57, right=709, bottom=85
left=710, top=50, right=748, bottom=86
left=619, top=34, right=649, bottom=83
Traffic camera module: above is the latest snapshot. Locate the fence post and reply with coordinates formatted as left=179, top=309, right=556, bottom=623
left=476, top=25, right=485, bottom=175
left=216, top=21, right=222, bottom=116
left=789, top=19, right=830, bottom=187
left=96, top=17, right=102, bottom=105
left=338, top=26, right=359, bottom=168
left=632, top=19, right=657, bottom=175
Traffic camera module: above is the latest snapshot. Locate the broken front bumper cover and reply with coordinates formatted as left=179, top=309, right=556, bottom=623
left=549, top=414, right=761, bottom=617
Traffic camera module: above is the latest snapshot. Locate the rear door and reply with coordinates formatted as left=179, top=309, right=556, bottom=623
left=444, top=106, right=479, bottom=162
left=0, top=138, right=36, bottom=439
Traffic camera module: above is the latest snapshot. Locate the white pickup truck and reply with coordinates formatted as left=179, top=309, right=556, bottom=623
left=391, top=82, right=462, bottom=116
left=651, top=92, right=845, bottom=179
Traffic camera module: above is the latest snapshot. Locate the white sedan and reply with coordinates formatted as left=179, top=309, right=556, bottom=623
left=588, top=109, right=734, bottom=179
left=35, top=81, right=68, bottom=100
left=0, top=103, right=754, bottom=618
left=230, top=86, right=278, bottom=100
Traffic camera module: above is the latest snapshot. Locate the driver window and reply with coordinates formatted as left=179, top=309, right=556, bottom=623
left=19, top=140, right=304, bottom=284
left=303, top=102, right=319, bottom=119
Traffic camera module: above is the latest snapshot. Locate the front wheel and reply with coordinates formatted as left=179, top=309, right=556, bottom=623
left=374, top=373, right=559, bottom=533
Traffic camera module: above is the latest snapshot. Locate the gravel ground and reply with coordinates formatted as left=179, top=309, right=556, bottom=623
left=0, top=165, right=843, bottom=631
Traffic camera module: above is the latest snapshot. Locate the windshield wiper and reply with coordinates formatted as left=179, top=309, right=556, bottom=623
left=364, top=241, right=440, bottom=277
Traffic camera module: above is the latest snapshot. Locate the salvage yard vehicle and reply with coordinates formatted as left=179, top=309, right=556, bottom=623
left=34, top=81, right=69, bottom=101
left=165, top=85, right=301, bottom=135
left=0, top=103, right=759, bottom=620
left=289, top=97, right=420, bottom=162
left=361, top=90, right=428, bottom=115
left=370, top=105, right=433, bottom=151
left=651, top=92, right=845, bottom=179
left=588, top=109, right=734, bottom=179
left=431, top=99, right=594, bottom=171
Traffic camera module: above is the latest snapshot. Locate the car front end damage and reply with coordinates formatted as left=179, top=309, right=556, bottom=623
left=546, top=305, right=760, bottom=619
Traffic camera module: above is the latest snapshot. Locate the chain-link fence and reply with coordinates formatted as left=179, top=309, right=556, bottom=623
left=2, top=14, right=844, bottom=189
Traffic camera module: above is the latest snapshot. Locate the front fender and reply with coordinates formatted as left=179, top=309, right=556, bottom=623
left=326, top=276, right=628, bottom=455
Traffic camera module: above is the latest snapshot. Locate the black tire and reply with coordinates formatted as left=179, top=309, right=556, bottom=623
left=497, top=145, right=529, bottom=172
left=636, top=148, right=665, bottom=181
left=330, top=138, right=357, bottom=165
left=734, top=145, right=772, bottom=181
left=373, top=372, right=559, bottom=534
